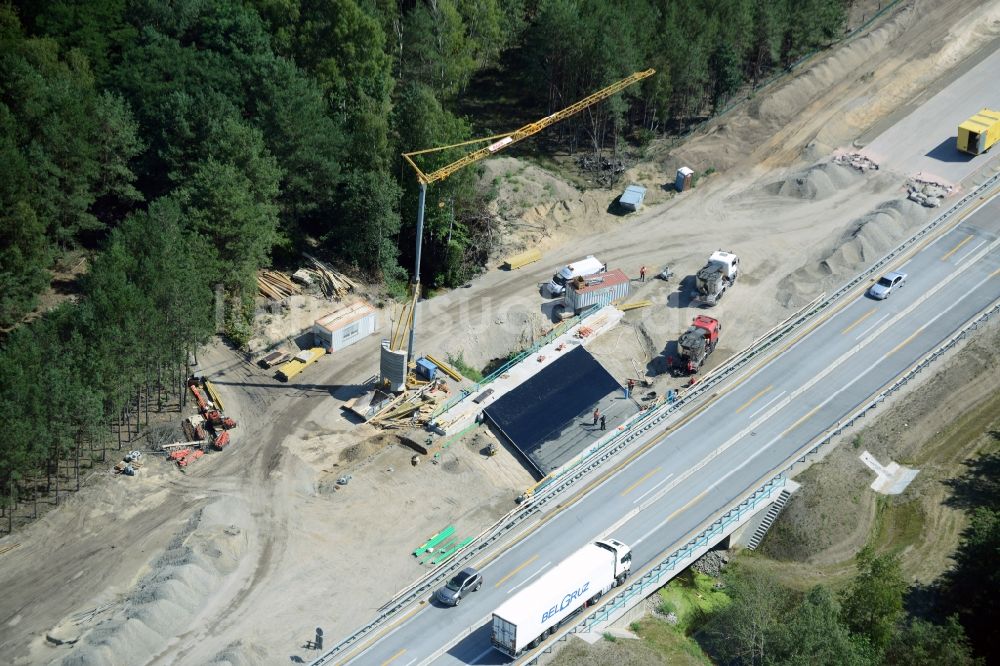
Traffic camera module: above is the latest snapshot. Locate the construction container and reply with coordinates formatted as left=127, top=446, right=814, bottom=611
left=957, top=109, right=1000, bottom=155
left=564, top=268, right=631, bottom=314
left=675, top=166, right=694, bottom=192
left=502, top=248, right=543, bottom=270
left=619, top=184, right=646, bottom=211
left=313, top=301, right=377, bottom=353
left=415, top=357, right=438, bottom=380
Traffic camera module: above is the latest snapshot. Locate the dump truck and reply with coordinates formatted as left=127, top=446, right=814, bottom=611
left=669, top=315, right=721, bottom=376
left=693, top=250, right=739, bottom=306
left=957, top=109, right=1000, bottom=155
left=275, top=347, right=326, bottom=382
left=491, top=539, right=632, bottom=657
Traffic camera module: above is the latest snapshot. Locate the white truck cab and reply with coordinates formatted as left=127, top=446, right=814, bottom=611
left=544, top=256, right=605, bottom=297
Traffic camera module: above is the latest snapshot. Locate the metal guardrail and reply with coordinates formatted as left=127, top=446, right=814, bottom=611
left=315, top=172, right=1000, bottom=666
left=578, top=476, right=787, bottom=630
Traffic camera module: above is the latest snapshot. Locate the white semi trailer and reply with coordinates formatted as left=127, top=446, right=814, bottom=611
left=491, top=539, right=632, bottom=656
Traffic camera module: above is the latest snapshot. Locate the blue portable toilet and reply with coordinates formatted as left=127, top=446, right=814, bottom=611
left=415, top=357, right=438, bottom=380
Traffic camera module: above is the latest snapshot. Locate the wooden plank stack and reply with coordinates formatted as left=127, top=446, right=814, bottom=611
left=258, top=270, right=301, bottom=300
left=303, top=253, right=361, bottom=300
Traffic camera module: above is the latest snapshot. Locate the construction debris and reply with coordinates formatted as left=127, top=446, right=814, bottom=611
left=257, top=270, right=301, bottom=300
left=833, top=152, right=879, bottom=173
left=907, top=176, right=952, bottom=208
left=303, top=253, right=361, bottom=300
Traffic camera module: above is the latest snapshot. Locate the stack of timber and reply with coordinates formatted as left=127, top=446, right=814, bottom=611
left=303, top=253, right=361, bottom=300
left=368, top=380, right=447, bottom=429
left=258, top=270, right=301, bottom=300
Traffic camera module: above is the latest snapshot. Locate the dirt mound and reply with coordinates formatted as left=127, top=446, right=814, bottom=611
left=53, top=500, right=250, bottom=666
left=765, top=162, right=862, bottom=201
left=776, top=198, right=926, bottom=307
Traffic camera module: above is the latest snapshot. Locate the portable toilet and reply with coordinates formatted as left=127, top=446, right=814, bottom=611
left=675, top=167, right=694, bottom=192
left=415, top=357, right=438, bottom=381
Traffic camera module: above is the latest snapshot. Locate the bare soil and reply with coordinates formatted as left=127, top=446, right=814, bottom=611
left=2, top=2, right=1000, bottom=664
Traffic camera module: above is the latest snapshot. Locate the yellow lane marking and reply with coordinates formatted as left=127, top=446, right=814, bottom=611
left=941, top=234, right=973, bottom=261
left=783, top=404, right=822, bottom=436
left=621, top=467, right=662, bottom=496
left=382, top=648, right=406, bottom=665
left=841, top=308, right=876, bottom=335
left=495, top=554, right=538, bottom=588
left=991, top=267, right=1000, bottom=279
left=888, top=329, right=921, bottom=356
left=735, top=385, right=773, bottom=414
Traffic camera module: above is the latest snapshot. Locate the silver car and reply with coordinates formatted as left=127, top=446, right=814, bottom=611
left=869, top=271, right=906, bottom=300
left=436, top=567, right=482, bottom=606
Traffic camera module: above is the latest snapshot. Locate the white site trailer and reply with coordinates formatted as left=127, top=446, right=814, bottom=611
left=491, top=539, right=632, bottom=656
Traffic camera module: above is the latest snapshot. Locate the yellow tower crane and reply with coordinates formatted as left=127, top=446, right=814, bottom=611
left=398, top=68, right=655, bottom=362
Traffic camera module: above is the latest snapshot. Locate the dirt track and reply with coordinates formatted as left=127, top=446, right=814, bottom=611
left=2, top=2, right=1000, bottom=664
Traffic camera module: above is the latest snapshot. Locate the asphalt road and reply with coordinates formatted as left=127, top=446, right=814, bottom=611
left=344, top=191, right=1000, bottom=666
left=861, top=46, right=1000, bottom=184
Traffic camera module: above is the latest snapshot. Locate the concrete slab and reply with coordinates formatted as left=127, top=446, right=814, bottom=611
left=860, top=450, right=919, bottom=495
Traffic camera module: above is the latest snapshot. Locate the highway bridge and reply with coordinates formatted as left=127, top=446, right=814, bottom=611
left=324, top=179, right=1000, bottom=666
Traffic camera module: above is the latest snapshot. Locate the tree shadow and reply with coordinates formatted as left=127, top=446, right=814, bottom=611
left=943, top=450, right=1000, bottom=511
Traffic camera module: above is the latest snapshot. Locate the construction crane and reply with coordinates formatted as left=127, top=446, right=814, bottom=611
left=399, top=68, right=655, bottom=363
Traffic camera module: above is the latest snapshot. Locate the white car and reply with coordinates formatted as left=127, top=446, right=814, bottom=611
left=869, top=271, right=907, bottom=300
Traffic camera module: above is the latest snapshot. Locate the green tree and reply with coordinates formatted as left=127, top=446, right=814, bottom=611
left=705, top=565, right=792, bottom=665
left=885, top=616, right=980, bottom=666
left=326, top=170, right=403, bottom=280
left=767, top=586, right=869, bottom=666
left=840, top=545, right=906, bottom=653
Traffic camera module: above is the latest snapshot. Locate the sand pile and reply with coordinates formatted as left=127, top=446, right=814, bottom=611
left=53, top=499, right=249, bottom=666
left=766, top=162, right=862, bottom=201
left=776, top=199, right=927, bottom=307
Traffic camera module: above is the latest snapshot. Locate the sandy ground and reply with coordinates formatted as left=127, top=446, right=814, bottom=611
left=3, top=1, right=1000, bottom=664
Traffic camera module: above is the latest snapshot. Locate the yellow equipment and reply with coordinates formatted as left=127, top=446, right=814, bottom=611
left=503, top=248, right=543, bottom=270
left=957, top=109, right=1000, bottom=155
left=399, top=69, right=656, bottom=369
left=402, top=69, right=655, bottom=184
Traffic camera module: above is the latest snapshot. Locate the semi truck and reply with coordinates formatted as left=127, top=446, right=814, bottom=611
left=692, top=250, right=739, bottom=306
left=957, top=108, right=1000, bottom=155
left=491, top=539, right=632, bottom=657
left=669, top=315, right=721, bottom=376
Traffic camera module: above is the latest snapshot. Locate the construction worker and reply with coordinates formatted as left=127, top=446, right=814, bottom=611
left=600, top=415, right=606, bottom=431
left=640, top=266, right=646, bottom=282
left=627, top=378, right=635, bottom=392
left=593, top=407, right=600, bottom=425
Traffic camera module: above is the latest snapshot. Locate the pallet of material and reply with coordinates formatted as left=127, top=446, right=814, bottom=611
left=303, top=253, right=361, bottom=300
left=258, top=270, right=301, bottom=300
left=259, top=349, right=292, bottom=368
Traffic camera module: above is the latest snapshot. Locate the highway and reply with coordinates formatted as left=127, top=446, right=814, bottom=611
left=345, top=189, right=1000, bottom=666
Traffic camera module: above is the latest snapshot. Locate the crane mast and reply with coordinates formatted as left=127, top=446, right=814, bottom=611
left=399, top=68, right=655, bottom=368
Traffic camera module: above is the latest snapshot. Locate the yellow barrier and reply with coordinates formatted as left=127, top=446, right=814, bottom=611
left=424, top=353, right=464, bottom=382
left=502, top=248, right=542, bottom=270
left=204, top=381, right=225, bottom=412
left=618, top=300, right=653, bottom=311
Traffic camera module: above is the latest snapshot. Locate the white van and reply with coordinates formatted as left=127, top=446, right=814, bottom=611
left=543, top=256, right=605, bottom=297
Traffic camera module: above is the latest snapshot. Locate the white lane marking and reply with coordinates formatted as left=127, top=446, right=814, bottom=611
left=748, top=391, right=787, bottom=420
left=469, top=646, right=495, bottom=664
left=403, top=659, right=417, bottom=666
left=890, top=269, right=997, bottom=354
left=508, top=562, right=551, bottom=594
left=956, top=239, right=987, bottom=267
left=632, top=473, right=674, bottom=504
left=855, top=312, right=891, bottom=341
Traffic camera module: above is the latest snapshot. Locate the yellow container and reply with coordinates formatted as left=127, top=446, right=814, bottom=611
left=502, top=248, right=542, bottom=270
left=957, top=109, right=1000, bottom=155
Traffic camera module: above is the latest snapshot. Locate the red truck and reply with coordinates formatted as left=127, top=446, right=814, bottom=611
left=669, top=316, right=721, bottom=376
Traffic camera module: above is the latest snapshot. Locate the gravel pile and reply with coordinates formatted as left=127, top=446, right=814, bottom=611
left=691, top=549, right=730, bottom=577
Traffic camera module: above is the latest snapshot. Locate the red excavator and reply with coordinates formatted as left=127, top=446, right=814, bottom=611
left=668, top=316, right=721, bottom=376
